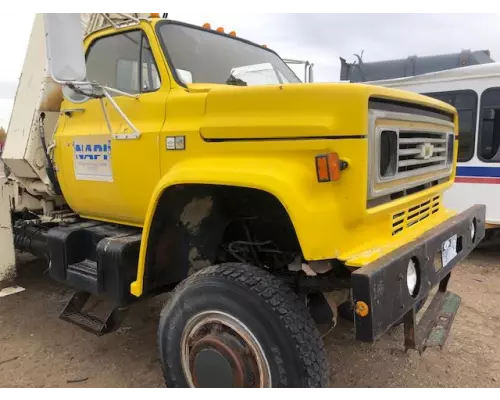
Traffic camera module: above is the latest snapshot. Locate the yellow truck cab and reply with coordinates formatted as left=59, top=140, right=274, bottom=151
left=2, top=14, right=485, bottom=388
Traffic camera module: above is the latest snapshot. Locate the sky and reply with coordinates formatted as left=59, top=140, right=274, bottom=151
left=2, top=13, right=500, bottom=129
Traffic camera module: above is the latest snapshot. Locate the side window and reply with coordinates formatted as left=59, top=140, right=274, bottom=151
left=424, top=90, right=477, bottom=162
left=479, top=88, right=500, bottom=162
left=141, top=41, right=161, bottom=91
left=86, top=30, right=161, bottom=95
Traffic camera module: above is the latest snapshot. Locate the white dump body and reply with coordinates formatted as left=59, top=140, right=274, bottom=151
left=364, top=63, right=500, bottom=226
left=2, top=14, right=62, bottom=188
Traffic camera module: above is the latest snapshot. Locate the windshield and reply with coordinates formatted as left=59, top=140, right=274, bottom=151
left=157, top=22, right=301, bottom=86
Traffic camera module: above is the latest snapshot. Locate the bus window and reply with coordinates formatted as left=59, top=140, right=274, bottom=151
left=479, top=88, right=500, bottom=162
left=423, top=90, right=477, bottom=162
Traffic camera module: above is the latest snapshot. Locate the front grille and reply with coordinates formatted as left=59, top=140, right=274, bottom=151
left=397, top=131, right=448, bottom=175
left=379, top=130, right=451, bottom=181
left=392, top=195, right=440, bottom=236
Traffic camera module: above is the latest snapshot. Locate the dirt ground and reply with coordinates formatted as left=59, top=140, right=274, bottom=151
left=1, top=249, right=500, bottom=388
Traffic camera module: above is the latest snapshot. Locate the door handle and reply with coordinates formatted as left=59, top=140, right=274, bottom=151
left=112, top=131, right=140, bottom=140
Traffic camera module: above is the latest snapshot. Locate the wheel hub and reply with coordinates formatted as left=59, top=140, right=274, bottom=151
left=192, top=347, right=234, bottom=388
left=181, top=311, right=271, bottom=388
left=191, top=334, right=251, bottom=387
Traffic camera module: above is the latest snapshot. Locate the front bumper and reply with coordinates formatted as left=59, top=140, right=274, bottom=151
left=351, top=204, right=485, bottom=350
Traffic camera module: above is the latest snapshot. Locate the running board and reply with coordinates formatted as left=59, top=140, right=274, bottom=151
left=59, top=291, right=128, bottom=336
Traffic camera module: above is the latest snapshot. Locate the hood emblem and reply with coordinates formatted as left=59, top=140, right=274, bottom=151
left=416, top=142, right=434, bottom=160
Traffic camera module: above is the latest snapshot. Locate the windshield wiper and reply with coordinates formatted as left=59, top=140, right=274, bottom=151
left=225, top=74, right=248, bottom=87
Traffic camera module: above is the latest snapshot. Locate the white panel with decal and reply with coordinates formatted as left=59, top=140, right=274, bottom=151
left=73, top=135, right=113, bottom=182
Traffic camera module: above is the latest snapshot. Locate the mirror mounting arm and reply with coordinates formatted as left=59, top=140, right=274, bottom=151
left=101, top=89, right=141, bottom=140
left=59, top=81, right=141, bottom=140
left=103, top=86, right=140, bottom=99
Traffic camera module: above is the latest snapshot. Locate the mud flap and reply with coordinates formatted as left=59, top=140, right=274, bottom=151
left=0, top=175, right=15, bottom=282
left=404, top=275, right=461, bottom=353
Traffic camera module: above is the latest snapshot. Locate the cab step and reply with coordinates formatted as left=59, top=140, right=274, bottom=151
left=59, top=291, right=128, bottom=336
left=404, top=289, right=461, bottom=353
left=419, top=291, right=461, bottom=351
left=66, top=259, right=100, bottom=295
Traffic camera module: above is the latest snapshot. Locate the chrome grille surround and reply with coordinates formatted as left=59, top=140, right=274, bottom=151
left=368, top=109, right=455, bottom=201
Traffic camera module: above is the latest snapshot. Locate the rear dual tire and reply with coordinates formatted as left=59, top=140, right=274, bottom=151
left=158, top=263, right=329, bottom=388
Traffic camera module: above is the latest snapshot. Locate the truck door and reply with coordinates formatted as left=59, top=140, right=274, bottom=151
left=55, top=27, right=169, bottom=226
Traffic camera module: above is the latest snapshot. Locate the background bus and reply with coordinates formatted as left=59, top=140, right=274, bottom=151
left=340, top=51, right=500, bottom=231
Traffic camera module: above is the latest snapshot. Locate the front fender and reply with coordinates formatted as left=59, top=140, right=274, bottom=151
left=130, top=155, right=343, bottom=297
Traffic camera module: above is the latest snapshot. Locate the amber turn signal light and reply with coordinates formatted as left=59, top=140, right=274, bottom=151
left=355, top=301, right=369, bottom=317
left=315, top=153, right=341, bottom=182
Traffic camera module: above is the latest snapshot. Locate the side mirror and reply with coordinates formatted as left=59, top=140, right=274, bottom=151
left=43, top=13, right=87, bottom=82
left=177, top=69, right=193, bottom=84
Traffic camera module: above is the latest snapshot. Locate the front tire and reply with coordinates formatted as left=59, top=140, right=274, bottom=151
left=158, top=263, right=329, bottom=388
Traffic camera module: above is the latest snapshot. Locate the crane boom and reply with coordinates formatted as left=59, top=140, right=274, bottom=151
left=81, top=13, right=149, bottom=36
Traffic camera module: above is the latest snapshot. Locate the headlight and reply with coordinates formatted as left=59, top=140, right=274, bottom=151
left=379, top=130, right=397, bottom=178
left=447, top=133, right=455, bottom=164
left=471, top=218, right=476, bottom=242
left=407, top=258, right=419, bottom=297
